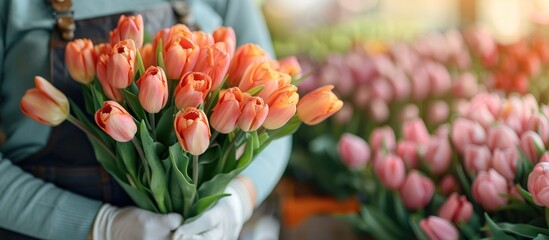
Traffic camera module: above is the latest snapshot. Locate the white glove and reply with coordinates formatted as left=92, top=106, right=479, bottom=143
left=92, top=204, right=183, bottom=240
left=172, top=179, right=254, bottom=240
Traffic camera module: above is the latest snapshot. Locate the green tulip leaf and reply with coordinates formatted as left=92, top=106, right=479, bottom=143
left=187, top=193, right=230, bottom=223
left=156, top=106, right=176, bottom=145
left=122, top=89, right=148, bottom=124
left=484, top=213, right=515, bottom=240
left=534, top=234, right=549, bottom=240
left=140, top=121, right=169, bottom=213
left=497, top=222, right=549, bottom=238
left=116, top=141, right=138, bottom=180
left=360, top=205, right=403, bottom=240
left=409, top=215, right=429, bottom=240
left=155, top=40, right=167, bottom=74
left=246, top=85, right=264, bottom=96
left=135, top=49, right=146, bottom=76
left=169, top=143, right=195, bottom=216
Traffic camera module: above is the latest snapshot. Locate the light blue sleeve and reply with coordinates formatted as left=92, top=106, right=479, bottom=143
left=197, top=0, right=290, bottom=205
left=0, top=2, right=102, bottom=239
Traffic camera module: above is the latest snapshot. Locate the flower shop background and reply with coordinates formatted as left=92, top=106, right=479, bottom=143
left=239, top=0, right=549, bottom=240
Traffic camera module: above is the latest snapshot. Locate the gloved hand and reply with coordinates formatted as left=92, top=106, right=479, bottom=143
left=92, top=204, right=183, bottom=240
left=172, top=178, right=254, bottom=240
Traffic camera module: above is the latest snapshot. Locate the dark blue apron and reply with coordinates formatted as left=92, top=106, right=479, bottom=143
left=1, top=1, right=195, bottom=238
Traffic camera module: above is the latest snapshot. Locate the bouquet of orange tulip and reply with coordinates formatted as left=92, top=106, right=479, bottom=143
left=19, top=15, right=342, bottom=220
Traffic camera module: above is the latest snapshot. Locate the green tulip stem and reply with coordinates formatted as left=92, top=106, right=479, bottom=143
left=149, top=113, right=156, bottom=139
left=193, top=154, right=199, bottom=187
left=132, top=138, right=151, bottom=184
left=216, top=130, right=245, bottom=174
left=545, top=207, right=549, bottom=228
left=67, top=115, right=116, bottom=160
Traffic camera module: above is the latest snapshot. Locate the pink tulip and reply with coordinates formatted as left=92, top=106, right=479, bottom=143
left=338, top=133, right=371, bottom=170
left=136, top=66, right=168, bottom=113
left=277, top=56, right=302, bottom=79
left=541, top=152, right=549, bottom=163
left=399, top=170, right=435, bottom=210
left=486, top=125, right=519, bottom=151
left=528, top=162, right=549, bottom=206
left=107, top=39, right=136, bottom=89
left=210, top=88, right=249, bottom=134
left=467, top=107, right=494, bottom=129
left=371, top=78, right=393, bottom=102
left=427, top=101, right=449, bottom=124
left=426, top=62, right=452, bottom=96
left=110, top=15, right=144, bottom=48
left=174, top=107, right=211, bottom=155
left=95, top=101, right=137, bottom=142
left=397, top=140, right=418, bottom=169
left=526, top=114, right=549, bottom=145
left=452, top=72, right=478, bottom=98
left=440, top=175, right=460, bottom=196
left=411, top=66, right=430, bottom=100
left=438, top=193, right=473, bottom=223
left=227, top=44, right=269, bottom=86
left=65, top=39, right=96, bottom=84
left=333, top=103, right=353, bottom=125
left=193, top=42, right=230, bottom=89
left=96, top=54, right=124, bottom=101
left=403, top=118, right=431, bottom=146
left=420, top=216, right=459, bottom=240
left=370, top=126, right=397, bottom=153
left=263, top=84, right=299, bottom=130
left=492, top=148, right=518, bottom=182
left=386, top=69, right=411, bottom=101
left=400, top=104, right=419, bottom=122
left=174, top=72, right=212, bottom=110
left=164, top=36, right=199, bottom=80
left=451, top=118, right=486, bottom=154
left=520, top=131, right=545, bottom=163
left=212, top=26, right=236, bottom=57
left=297, top=85, right=343, bottom=125
left=238, top=96, right=269, bottom=132
left=20, top=76, right=70, bottom=126
left=424, top=137, right=452, bottom=175
left=369, top=99, right=389, bottom=123
left=463, top=144, right=492, bottom=173
left=375, top=154, right=406, bottom=189
left=472, top=170, right=508, bottom=211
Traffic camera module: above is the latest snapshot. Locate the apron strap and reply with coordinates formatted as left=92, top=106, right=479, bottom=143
left=49, top=0, right=76, bottom=41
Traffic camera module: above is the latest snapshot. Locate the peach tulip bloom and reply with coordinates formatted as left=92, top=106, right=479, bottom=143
left=136, top=66, right=168, bottom=113
left=194, top=42, right=231, bottom=89
left=297, top=85, right=343, bottom=125
left=192, top=31, right=214, bottom=49
left=96, top=54, right=124, bottom=102
left=210, top=87, right=249, bottom=134
left=213, top=27, right=236, bottom=57
left=110, top=15, right=144, bottom=48
left=226, top=43, right=269, bottom=86
left=95, top=101, right=137, bottom=142
left=107, top=39, right=136, bottom=89
left=276, top=56, right=302, bottom=79
left=238, top=96, right=269, bottom=132
left=263, top=84, right=299, bottom=130
left=174, top=72, right=212, bottom=110
left=65, top=39, right=96, bottom=84
left=21, top=76, right=69, bottom=126
left=239, top=61, right=289, bottom=100
left=140, top=43, right=155, bottom=69
left=174, top=107, right=211, bottom=155
left=164, top=35, right=199, bottom=80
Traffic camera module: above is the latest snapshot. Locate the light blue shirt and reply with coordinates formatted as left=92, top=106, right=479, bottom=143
left=0, top=0, right=290, bottom=239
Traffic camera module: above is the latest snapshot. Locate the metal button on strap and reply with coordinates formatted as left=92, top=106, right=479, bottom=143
left=50, top=0, right=75, bottom=41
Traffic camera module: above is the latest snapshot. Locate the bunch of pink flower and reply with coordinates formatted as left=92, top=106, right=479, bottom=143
left=20, top=15, right=343, bottom=218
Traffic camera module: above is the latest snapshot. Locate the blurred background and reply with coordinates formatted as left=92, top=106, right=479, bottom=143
left=240, top=1, right=549, bottom=239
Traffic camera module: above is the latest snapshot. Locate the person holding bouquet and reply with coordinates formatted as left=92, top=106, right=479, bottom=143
left=0, top=0, right=291, bottom=239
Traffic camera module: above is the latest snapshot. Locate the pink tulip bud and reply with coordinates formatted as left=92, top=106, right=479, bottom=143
left=212, top=26, right=236, bottom=57
left=526, top=114, right=549, bottom=145
left=397, top=140, right=418, bottom=169
left=520, top=131, right=545, bottom=163
left=420, top=216, right=459, bottom=240
left=174, top=72, right=212, bottom=110
left=464, top=144, right=492, bottom=173
left=174, top=107, right=211, bottom=155
left=20, top=76, right=70, bottom=126
left=371, top=78, right=393, bottom=102
left=65, top=39, right=97, bottom=84
left=264, top=84, right=299, bottom=130
left=338, top=133, right=371, bottom=170
left=370, top=126, right=397, bottom=153
left=369, top=98, right=389, bottom=123
left=164, top=36, right=200, bottom=80
left=541, top=152, right=549, bottom=163
left=528, top=162, right=549, bottom=206
left=438, top=193, right=473, bottom=224
left=487, top=125, right=519, bottom=151
left=110, top=15, right=144, bottom=48
left=239, top=61, right=289, bottom=100
left=424, top=136, right=452, bottom=175
left=277, top=56, right=302, bottom=79
left=427, top=62, right=452, bottom=96
left=107, top=39, right=136, bottom=89
left=95, top=101, right=137, bottom=142
left=428, top=101, right=449, bottom=125
left=193, top=42, right=230, bottom=89
left=472, top=170, right=508, bottom=211
left=210, top=88, right=249, bottom=134
left=374, top=154, right=406, bottom=189
left=440, top=175, right=460, bottom=196
left=403, top=118, right=431, bottom=146
left=386, top=69, right=411, bottom=101
left=333, top=103, right=353, bottom=125
left=399, top=170, right=435, bottom=210
left=411, top=67, right=430, bottom=100
left=297, top=85, right=343, bottom=125
left=451, top=118, right=486, bottom=154
left=96, top=54, right=124, bottom=102
left=400, top=104, right=419, bottom=122
left=227, top=44, right=269, bottom=86
left=452, top=72, right=478, bottom=98
left=238, top=96, right=269, bottom=132
left=492, top=148, right=518, bottom=182
left=136, top=66, right=168, bottom=113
